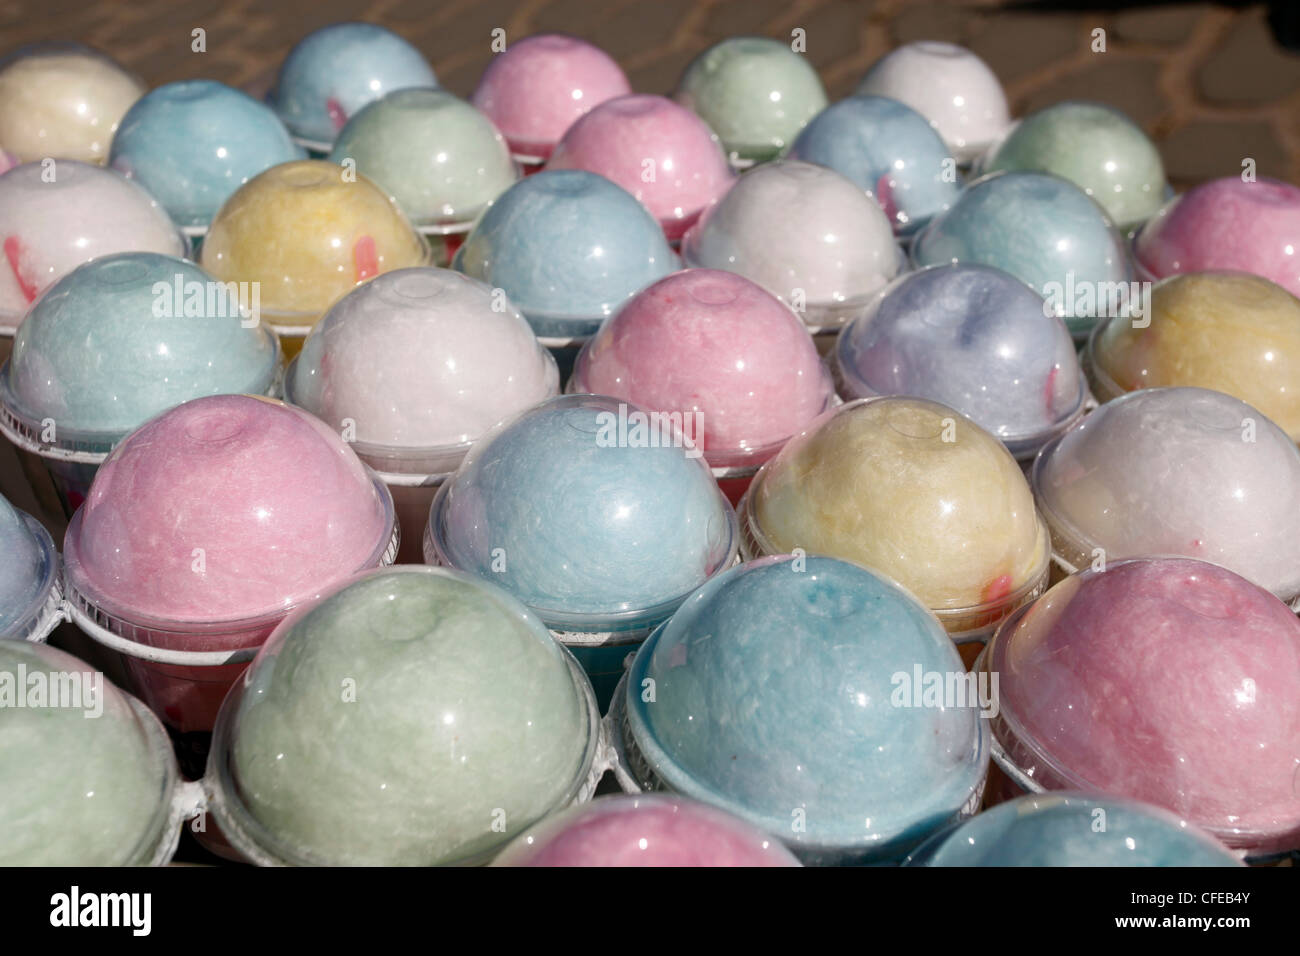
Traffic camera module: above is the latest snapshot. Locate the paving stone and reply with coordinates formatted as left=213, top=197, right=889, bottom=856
left=969, top=11, right=1087, bottom=85
left=1197, top=7, right=1300, bottom=104
left=1159, top=119, right=1290, bottom=187
left=1112, top=4, right=1210, bottom=46
left=1019, top=56, right=1166, bottom=126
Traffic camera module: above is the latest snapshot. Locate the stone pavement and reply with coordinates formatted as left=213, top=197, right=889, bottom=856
left=3, top=0, right=1300, bottom=189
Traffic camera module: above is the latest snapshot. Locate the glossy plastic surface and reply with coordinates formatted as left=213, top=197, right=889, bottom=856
left=0, top=493, right=58, bottom=639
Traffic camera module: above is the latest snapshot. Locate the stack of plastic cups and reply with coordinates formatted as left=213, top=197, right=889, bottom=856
left=267, top=22, right=439, bottom=155
left=568, top=269, right=835, bottom=505
left=198, top=159, right=431, bottom=360
left=472, top=33, right=631, bottom=175
left=108, top=79, right=305, bottom=242
left=674, top=36, right=828, bottom=170
left=911, top=169, right=1133, bottom=342
left=204, top=566, right=604, bottom=865
left=855, top=41, right=1011, bottom=165
left=0, top=641, right=189, bottom=865
left=0, top=253, right=280, bottom=517
left=545, top=94, right=735, bottom=243
left=0, top=42, right=145, bottom=165
left=425, top=393, right=737, bottom=709
left=328, top=89, right=519, bottom=264
left=0, top=491, right=61, bottom=642
left=680, top=160, right=902, bottom=352
left=611, top=555, right=989, bottom=864
left=1086, top=272, right=1300, bottom=441
left=453, top=169, right=679, bottom=379
left=1030, top=386, right=1300, bottom=603
left=0, top=160, right=188, bottom=364
left=285, top=267, right=559, bottom=562
left=977, top=556, right=1300, bottom=862
left=835, top=264, right=1088, bottom=468
left=739, top=396, right=1050, bottom=660
left=1132, top=177, right=1300, bottom=296
left=60, top=394, right=398, bottom=780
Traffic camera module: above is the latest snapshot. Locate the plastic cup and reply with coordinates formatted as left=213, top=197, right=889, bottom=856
left=835, top=264, right=1086, bottom=461
left=674, top=37, right=827, bottom=166
left=1031, top=386, right=1300, bottom=605
left=0, top=253, right=281, bottom=517
left=0, top=491, right=61, bottom=641
left=205, top=565, right=603, bottom=865
left=267, top=23, right=438, bottom=152
left=452, top=169, right=678, bottom=345
left=0, top=43, right=144, bottom=165
left=108, top=80, right=303, bottom=235
left=681, top=160, right=902, bottom=333
left=1132, top=177, right=1300, bottom=297
left=982, top=101, right=1168, bottom=230
left=1087, top=272, right=1300, bottom=442
left=286, top=267, right=559, bottom=563
left=61, top=394, right=398, bottom=740
left=546, top=94, right=735, bottom=241
left=980, top=556, right=1300, bottom=859
left=424, top=393, right=737, bottom=710
left=906, top=793, right=1242, bottom=866
left=786, top=94, right=960, bottom=236
left=912, top=170, right=1134, bottom=340
left=491, top=794, right=801, bottom=866
left=198, top=159, right=430, bottom=356
left=856, top=41, right=1010, bottom=163
left=0, top=161, right=188, bottom=335
left=328, top=88, right=518, bottom=237
left=471, top=33, right=631, bottom=164
left=612, top=554, right=989, bottom=864
left=0, top=641, right=183, bottom=865
left=741, top=396, right=1050, bottom=641
left=569, top=269, right=835, bottom=499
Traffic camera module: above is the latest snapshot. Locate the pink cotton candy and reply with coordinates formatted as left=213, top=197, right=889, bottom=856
left=1134, top=177, right=1300, bottom=297
left=492, top=795, right=801, bottom=866
left=64, top=394, right=392, bottom=625
left=546, top=94, right=735, bottom=240
left=570, top=269, right=833, bottom=468
left=991, top=557, right=1300, bottom=855
left=471, top=34, right=630, bottom=161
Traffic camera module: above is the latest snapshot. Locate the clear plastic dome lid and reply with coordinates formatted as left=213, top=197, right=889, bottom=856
left=674, top=37, right=828, bottom=164
left=983, top=101, right=1168, bottom=229
left=546, top=94, right=735, bottom=241
left=785, top=95, right=960, bottom=236
left=680, top=160, right=902, bottom=328
left=984, top=557, right=1300, bottom=855
left=908, top=793, right=1242, bottom=866
left=1032, top=387, right=1300, bottom=602
left=1, top=253, right=279, bottom=449
left=452, top=170, right=679, bottom=339
left=108, top=80, right=303, bottom=231
left=491, top=794, right=801, bottom=866
left=856, top=42, right=1010, bottom=162
left=836, top=264, right=1085, bottom=459
left=1089, top=272, right=1300, bottom=442
left=0, top=160, right=187, bottom=328
left=328, top=89, right=518, bottom=231
left=912, top=170, right=1133, bottom=338
left=471, top=34, right=631, bottom=161
left=0, top=641, right=177, bottom=865
left=287, top=267, right=558, bottom=473
left=622, top=554, right=987, bottom=863
left=199, top=160, right=430, bottom=329
left=0, top=43, right=145, bottom=165
left=268, top=23, right=439, bottom=147
left=1132, top=177, right=1300, bottom=298
left=428, top=394, right=737, bottom=630
left=0, top=492, right=58, bottom=639
left=209, top=565, right=598, bottom=866
left=0, top=149, right=16, bottom=174
left=745, top=397, right=1049, bottom=631
left=570, top=269, right=834, bottom=469
left=63, top=394, right=394, bottom=627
